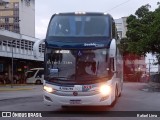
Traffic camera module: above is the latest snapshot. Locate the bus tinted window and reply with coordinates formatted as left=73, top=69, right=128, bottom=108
left=48, top=15, right=109, bottom=37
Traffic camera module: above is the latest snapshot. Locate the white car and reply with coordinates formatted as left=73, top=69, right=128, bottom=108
left=25, top=68, right=44, bottom=84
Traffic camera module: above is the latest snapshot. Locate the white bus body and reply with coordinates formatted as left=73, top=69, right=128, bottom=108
left=33, top=12, right=123, bottom=107
left=43, top=39, right=123, bottom=107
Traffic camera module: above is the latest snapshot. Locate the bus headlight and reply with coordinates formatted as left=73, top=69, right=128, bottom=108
left=99, top=85, right=111, bottom=96
left=44, top=86, right=54, bottom=93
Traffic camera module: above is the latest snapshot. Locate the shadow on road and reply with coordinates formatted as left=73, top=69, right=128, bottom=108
left=43, top=106, right=113, bottom=117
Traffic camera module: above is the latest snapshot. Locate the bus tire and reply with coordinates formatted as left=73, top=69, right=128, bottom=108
left=110, top=85, right=118, bottom=107
left=118, top=92, right=121, bottom=97
left=36, top=80, right=41, bottom=84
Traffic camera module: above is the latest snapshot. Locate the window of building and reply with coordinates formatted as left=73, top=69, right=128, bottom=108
left=0, top=18, right=3, bottom=23
left=117, top=31, right=122, bottom=39
left=5, top=25, right=9, bottom=30
left=25, top=0, right=31, bottom=6
left=21, top=40, right=24, bottom=49
left=5, top=18, right=9, bottom=23
left=25, top=40, right=28, bottom=50
left=5, top=3, right=9, bottom=8
left=14, top=17, right=19, bottom=22
left=2, top=41, right=7, bottom=46
left=0, top=2, right=3, bottom=6
left=14, top=3, right=19, bottom=8
left=14, top=10, right=19, bottom=16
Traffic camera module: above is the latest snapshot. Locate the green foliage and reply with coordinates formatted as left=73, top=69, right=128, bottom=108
left=119, top=3, right=160, bottom=63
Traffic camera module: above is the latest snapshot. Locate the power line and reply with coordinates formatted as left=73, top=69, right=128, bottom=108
left=106, top=0, right=131, bottom=12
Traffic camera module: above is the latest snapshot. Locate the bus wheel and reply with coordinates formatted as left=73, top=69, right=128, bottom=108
left=110, top=86, right=118, bottom=107
left=118, top=83, right=123, bottom=97
left=36, top=80, right=41, bottom=84
left=118, top=91, right=122, bottom=97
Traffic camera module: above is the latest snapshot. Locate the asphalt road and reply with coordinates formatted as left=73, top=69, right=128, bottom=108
left=0, top=83, right=160, bottom=120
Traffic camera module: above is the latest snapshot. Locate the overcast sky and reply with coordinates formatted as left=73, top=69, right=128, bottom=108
left=35, top=0, right=159, bottom=39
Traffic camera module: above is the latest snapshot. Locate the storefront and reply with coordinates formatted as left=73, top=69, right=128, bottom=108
left=0, top=56, right=43, bottom=84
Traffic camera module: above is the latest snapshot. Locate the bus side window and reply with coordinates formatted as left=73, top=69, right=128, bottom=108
left=112, top=19, right=117, bottom=39
left=108, top=58, right=114, bottom=78
left=111, top=58, right=115, bottom=71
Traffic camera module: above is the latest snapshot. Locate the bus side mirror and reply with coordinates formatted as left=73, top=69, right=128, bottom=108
left=33, top=39, right=45, bottom=59
left=109, top=39, right=116, bottom=58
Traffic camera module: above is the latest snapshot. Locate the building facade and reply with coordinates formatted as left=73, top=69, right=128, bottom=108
left=115, top=17, right=127, bottom=39
left=0, top=30, right=44, bottom=84
left=0, top=0, right=40, bottom=84
left=0, top=0, right=35, bottom=37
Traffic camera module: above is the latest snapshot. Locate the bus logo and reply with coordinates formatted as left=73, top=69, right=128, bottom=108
left=78, top=51, right=82, bottom=56
left=73, top=91, right=78, bottom=96
left=84, top=43, right=104, bottom=47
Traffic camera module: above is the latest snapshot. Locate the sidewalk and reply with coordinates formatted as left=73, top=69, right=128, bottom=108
left=0, top=84, right=34, bottom=91
left=141, top=82, right=160, bottom=92
left=0, top=85, right=43, bottom=100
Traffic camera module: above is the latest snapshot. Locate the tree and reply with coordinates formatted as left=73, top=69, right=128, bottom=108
left=119, top=3, right=160, bottom=64
left=118, top=37, right=142, bottom=82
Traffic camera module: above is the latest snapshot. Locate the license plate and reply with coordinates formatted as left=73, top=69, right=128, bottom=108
left=70, top=100, right=81, bottom=104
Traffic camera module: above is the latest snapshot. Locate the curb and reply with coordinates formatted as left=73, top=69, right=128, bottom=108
left=0, top=88, right=33, bottom=92
left=0, top=84, right=35, bottom=87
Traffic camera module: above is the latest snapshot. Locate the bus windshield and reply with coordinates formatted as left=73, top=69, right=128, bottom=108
left=47, top=15, right=110, bottom=37
left=45, top=48, right=111, bottom=83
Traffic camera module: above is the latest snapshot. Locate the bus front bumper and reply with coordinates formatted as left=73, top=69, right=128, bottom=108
left=43, top=91, right=113, bottom=106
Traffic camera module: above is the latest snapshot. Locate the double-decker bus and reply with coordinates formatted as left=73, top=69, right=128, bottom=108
left=33, top=12, right=123, bottom=107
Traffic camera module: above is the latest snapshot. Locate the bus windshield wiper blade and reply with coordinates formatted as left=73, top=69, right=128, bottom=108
left=49, top=77, right=69, bottom=81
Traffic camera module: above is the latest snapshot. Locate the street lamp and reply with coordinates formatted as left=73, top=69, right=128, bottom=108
left=11, top=40, right=16, bottom=88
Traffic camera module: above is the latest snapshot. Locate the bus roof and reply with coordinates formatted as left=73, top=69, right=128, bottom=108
left=53, top=12, right=113, bottom=18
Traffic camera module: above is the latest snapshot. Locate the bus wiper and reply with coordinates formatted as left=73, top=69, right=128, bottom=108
left=77, top=75, right=97, bottom=79
left=49, top=77, right=69, bottom=81
left=77, top=75, right=108, bottom=80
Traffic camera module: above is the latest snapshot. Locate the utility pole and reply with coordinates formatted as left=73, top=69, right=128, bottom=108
left=11, top=40, right=15, bottom=88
